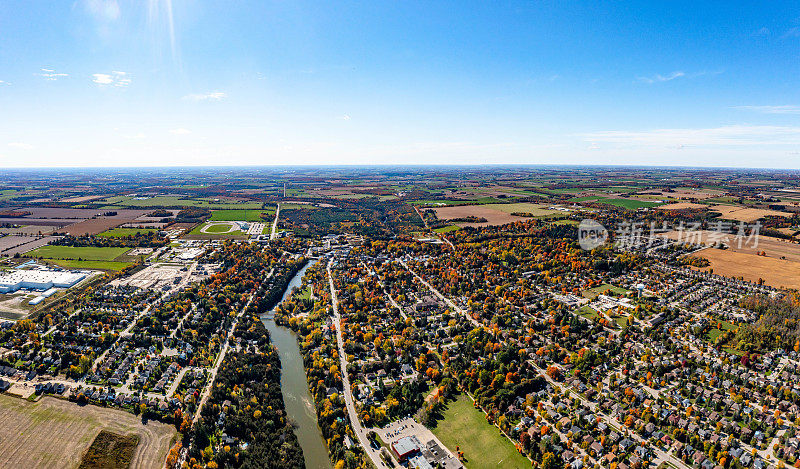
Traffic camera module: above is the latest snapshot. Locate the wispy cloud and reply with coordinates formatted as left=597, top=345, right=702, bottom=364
left=8, top=142, right=34, bottom=150
left=92, top=70, right=131, bottom=87
left=0, top=80, right=9, bottom=86
left=37, top=68, right=68, bottom=81
left=182, top=91, right=227, bottom=101
left=338, top=115, right=351, bottom=121
left=734, top=105, right=800, bottom=115
left=637, top=71, right=685, bottom=84
left=83, top=0, right=120, bottom=22
left=581, top=125, right=800, bottom=147
left=170, top=128, right=191, bottom=135
left=754, top=27, right=770, bottom=36
left=783, top=27, right=800, bottom=38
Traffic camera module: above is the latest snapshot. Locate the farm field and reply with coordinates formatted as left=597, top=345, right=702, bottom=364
left=26, top=246, right=130, bottom=261
left=481, top=202, right=561, bottom=215
left=0, top=395, right=176, bottom=469
left=433, top=203, right=561, bottom=227
left=102, top=195, right=262, bottom=209
left=660, top=230, right=800, bottom=262
left=596, top=198, right=663, bottom=209
left=209, top=209, right=273, bottom=222
left=691, top=248, right=800, bottom=289
left=706, top=205, right=792, bottom=222
left=656, top=202, right=708, bottom=210
left=430, top=394, right=529, bottom=469
left=97, top=227, right=158, bottom=238
left=62, top=218, right=129, bottom=236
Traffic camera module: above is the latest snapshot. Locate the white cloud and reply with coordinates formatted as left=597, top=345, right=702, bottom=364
left=339, top=115, right=351, bottom=121
left=8, top=142, right=34, bottom=150
left=182, top=91, right=227, bottom=101
left=170, top=128, right=192, bottom=135
left=92, top=73, right=113, bottom=85
left=636, top=71, right=685, bottom=84
left=581, top=125, right=800, bottom=147
left=0, top=80, right=9, bottom=86
left=37, top=68, right=68, bottom=81
left=734, top=105, right=800, bottom=115
left=92, top=70, right=130, bottom=87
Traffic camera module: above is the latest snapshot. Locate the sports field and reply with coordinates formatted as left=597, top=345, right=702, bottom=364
left=430, top=394, right=529, bottom=469
left=26, top=246, right=131, bottom=261
left=0, top=395, right=176, bottom=469
left=582, top=283, right=631, bottom=299
left=186, top=222, right=247, bottom=239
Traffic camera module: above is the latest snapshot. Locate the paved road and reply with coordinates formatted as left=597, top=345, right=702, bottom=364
left=413, top=206, right=455, bottom=249
left=532, top=363, right=692, bottom=469
left=270, top=203, right=281, bottom=240
left=328, top=263, right=394, bottom=468
left=192, top=293, right=255, bottom=424
left=398, top=259, right=479, bottom=328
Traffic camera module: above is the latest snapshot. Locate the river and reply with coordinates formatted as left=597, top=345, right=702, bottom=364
left=261, top=260, right=332, bottom=469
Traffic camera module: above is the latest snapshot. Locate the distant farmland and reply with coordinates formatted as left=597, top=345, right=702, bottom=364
left=209, top=209, right=273, bottom=222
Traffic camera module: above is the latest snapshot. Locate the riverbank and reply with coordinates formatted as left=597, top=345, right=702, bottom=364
left=261, top=260, right=332, bottom=469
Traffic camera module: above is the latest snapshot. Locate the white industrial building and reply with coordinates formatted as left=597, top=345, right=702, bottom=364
left=0, top=269, right=87, bottom=294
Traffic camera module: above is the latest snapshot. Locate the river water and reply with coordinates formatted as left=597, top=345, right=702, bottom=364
left=260, top=260, right=332, bottom=469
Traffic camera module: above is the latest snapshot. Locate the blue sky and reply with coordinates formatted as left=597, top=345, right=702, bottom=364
left=1, top=1, right=799, bottom=168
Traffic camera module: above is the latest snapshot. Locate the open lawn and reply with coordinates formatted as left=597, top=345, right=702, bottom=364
left=577, top=305, right=600, bottom=320
left=210, top=209, right=274, bottom=222
left=97, top=228, right=157, bottom=238
left=582, top=284, right=631, bottom=299
left=0, top=395, right=176, bottom=469
left=26, top=246, right=130, bottom=261
left=431, top=394, right=529, bottom=469
left=45, top=259, right=132, bottom=271
left=434, top=225, right=459, bottom=233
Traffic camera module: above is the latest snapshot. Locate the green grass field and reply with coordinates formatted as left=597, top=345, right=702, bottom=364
left=186, top=222, right=247, bottom=238
left=434, top=225, right=460, bottom=233
left=431, top=394, right=529, bottom=469
left=210, top=209, right=274, bottom=222
left=45, top=259, right=132, bottom=271
left=102, top=195, right=262, bottom=209
left=483, top=202, right=560, bottom=216
left=595, top=198, right=662, bottom=209
left=577, top=305, right=600, bottom=320
left=97, top=228, right=157, bottom=238
left=26, top=246, right=131, bottom=261
left=582, top=283, right=631, bottom=299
